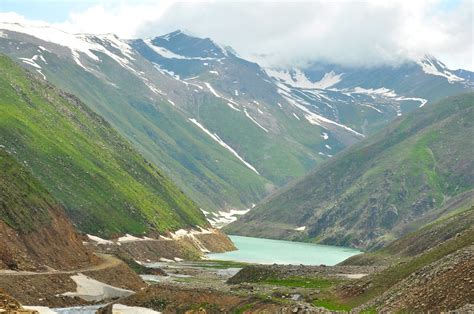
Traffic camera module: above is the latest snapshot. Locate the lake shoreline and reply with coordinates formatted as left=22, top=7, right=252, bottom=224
left=207, top=235, right=361, bottom=266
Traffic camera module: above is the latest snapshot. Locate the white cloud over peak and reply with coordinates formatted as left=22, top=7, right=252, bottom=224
left=1, top=0, right=472, bottom=70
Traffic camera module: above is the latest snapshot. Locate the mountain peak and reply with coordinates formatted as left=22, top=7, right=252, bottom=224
left=151, top=30, right=228, bottom=59
left=158, top=29, right=200, bottom=41
left=416, top=54, right=465, bottom=83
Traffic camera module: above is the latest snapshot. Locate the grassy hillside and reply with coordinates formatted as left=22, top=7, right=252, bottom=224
left=0, top=149, right=94, bottom=270
left=0, top=149, right=54, bottom=233
left=0, top=54, right=207, bottom=236
left=0, top=31, right=358, bottom=213
left=226, top=93, right=474, bottom=249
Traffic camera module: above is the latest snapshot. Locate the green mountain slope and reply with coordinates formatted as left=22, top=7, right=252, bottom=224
left=0, top=149, right=95, bottom=271
left=0, top=29, right=271, bottom=213
left=0, top=54, right=207, bottom=236
left=0, top=27, right=362, bottom=215
left=0, top=26, right=472, bottom=218
left=226, top=93, right=474, bottom=249
left=341, top=197, right=474, bottom=266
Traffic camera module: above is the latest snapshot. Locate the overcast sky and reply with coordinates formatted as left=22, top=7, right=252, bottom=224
left=0, top=0, right=472, bottom=70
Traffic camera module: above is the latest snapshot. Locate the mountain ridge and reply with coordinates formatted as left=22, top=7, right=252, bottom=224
left=225, top=93, right=474, bottom=249
left=0, top=23, right=472, bottom=224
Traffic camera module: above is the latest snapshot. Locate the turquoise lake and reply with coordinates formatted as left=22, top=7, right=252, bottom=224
left=207, top=235, right=361, bottom=265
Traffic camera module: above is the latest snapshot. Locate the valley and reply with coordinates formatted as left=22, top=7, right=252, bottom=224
left=0, top=4, right=473, bottom=313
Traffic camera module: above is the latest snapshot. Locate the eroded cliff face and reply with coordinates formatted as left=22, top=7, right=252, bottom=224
left=0, top=210, right=97, bottom=272
left=0, top=150, right=97, bottom=271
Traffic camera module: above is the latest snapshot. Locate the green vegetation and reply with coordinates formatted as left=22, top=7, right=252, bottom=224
left=312, top=299, right=352, bottom=311
left=0, top=35, right=347, bottom=212
left=192, top=260, right=251, bottom=269
left=234, top=303, right=254, bottom=314
left=227, top=93, right=474, bottom=249
left=25, top=48, right=271, bottom=211
left=0, top=149, right=53, bottom=232
left=258, top=277, right=339, bottom=289
left=0, top=54, right=207, bottom=236
left=341, top=204, right=474, bottom=265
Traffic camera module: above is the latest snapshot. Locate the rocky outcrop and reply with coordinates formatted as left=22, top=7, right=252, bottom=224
left=89, top=229, right=235, bottom=263
left=194, top=230, right=236, bottom=253
left=0, top=289, right=37, bottom=313
left=0, top=213, right=97, bottom=272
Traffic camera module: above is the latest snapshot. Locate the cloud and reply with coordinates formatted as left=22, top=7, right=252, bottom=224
left=136, top=0, right=473, bottom=70
left=3, top=0, right=473, bottom=70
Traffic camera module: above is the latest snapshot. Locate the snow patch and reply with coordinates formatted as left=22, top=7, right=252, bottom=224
left=189, top=118, right=259, bottom=174
left=87, top=234, right=113, bottom=245
left=352, top=87, right=397, bottom=97
left=266, top=68, right=343, bottom=89
left=113, top=304, right=162, bottom=314
left=61, top=274, right=134, bottom=301
left=0, top=22, right=136, bottom=73
left=361, top=103, right=383, bottom=113
left=169, top=228, right=216, bottom=253
left=117, top=234, right=150, bottom=243
left=144, top=39, right=216, bottom=61
left=244, top=108, right=269, bottom=133
left=417, top=56, right=464, bottom=83
left=284, top=93, right=364, bottom=137
left=209, top=208, right=251, bottom=228
left=226, top=102, right=241, bottom=111
left=348, top=87, right=427, bottom=109
left=23, top=306, right=58, bottom=314
left=19, top=56, right=41, bottom=69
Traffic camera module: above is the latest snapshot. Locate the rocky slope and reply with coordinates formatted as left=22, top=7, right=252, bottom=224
left=0, top=254, right=146, bottom=308
left=226, top=93, right=474, bottom=249
left=1, top=24, right=471, bottom=218
left=335, top=205, right=474, bottom=312
left=0, top=53, right=208, bottom=237
left=366, top=245, right=473, bottom=312
left=0, top=149, right=95, bottom=271
left=225, top=206, right=473, bottom=312
left=0, top=289, right=36, bottom=313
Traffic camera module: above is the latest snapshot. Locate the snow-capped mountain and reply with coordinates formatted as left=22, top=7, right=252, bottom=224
left=0, top=22, right=472, bottom=224
left=264, top=55, right=472, bottom=134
